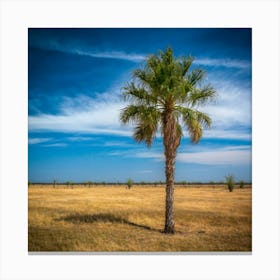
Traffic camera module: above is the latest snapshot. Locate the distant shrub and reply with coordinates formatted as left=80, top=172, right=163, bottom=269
left=84, top=181, right=92, bottom=187
left=28, top=181, right=32, bottom=187
left=66, top=181, right=74, bottom=189
left=225, top=175, right=235, bottom=192
left=239, top=180, right=245, bottom=189
left=53, top=180, right=56, bottom=188
left=126, top=178, right=133, bottom=189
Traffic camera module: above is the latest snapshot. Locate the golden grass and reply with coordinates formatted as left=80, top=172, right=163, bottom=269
left=28, top=185, right=251, bottom=252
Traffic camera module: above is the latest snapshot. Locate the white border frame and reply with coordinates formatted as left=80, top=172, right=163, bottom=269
left=1, top=0, right=279, bottom=279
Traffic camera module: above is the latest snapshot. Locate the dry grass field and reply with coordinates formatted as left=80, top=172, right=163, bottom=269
left=28, top=185, right=252, bottom=252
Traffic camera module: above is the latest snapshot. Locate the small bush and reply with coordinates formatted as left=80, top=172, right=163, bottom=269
left=126, top=178, right=133, bottom=189
left=87, top=181, right=94, bottom=187
left=225, top=175, right=235, bottom=192
left=65, top=181, right=74, bottom=189
left=239, top=180, right=245, bottom=189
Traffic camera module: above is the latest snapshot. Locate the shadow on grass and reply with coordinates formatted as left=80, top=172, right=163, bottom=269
left=57, top=213, right=160, bottom=232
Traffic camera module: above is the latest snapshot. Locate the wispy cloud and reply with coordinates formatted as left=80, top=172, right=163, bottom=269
left=43, top=143, right=67, bottom=147
left=203, top=129, right=251, bottom=140
left=107, top=151, right=124, bottom=156
left=67, top=136, right=94, bottom=141
left=33, top=39, right=145, bottom=63
left=134, top=151, right=163, bottom=160
left=63, top=49, right=251, bottom=69
left=29, top=93, right=131, bottom=136
left=108, top=145, right=251, bottom=166
left=103, top=141, right=131, bottom=147
left=201, top=80, right=251, bottom=132
left=177, top=149, right=251, bottom=165
left=73, top=48, right=251, bottom=69
left=194, top=58, right=251, bottom=69
left=28, top=137, right=52, bottom=144
left=32, top=39, right=250, bottom=69
left=138, top=170, right=153, bottom=174
left=29, top=113, right=131, bottom=136
left=74, top=50, right=145, bottom=62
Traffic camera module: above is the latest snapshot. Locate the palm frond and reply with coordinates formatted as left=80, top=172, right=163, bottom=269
left=175, top=123, right=183, bottom=147
left=146, top=54, right=160, bottom=73
left=122, top=83, right=157, bottom=105
left=180, top=55, right=194, bottom=77
left=194, top=110, right=212, bottom=128
left=134, top=110, right=160, bottom=147
left=120, top=104, right=160, bottom=147
left=133, top=69, right=153, bottom=88
left=160, top=47, right=174, bottom=65
left=186, top=69, right=206, bottom=86
left=187, top=120, right=203, bottom=143
left=176, top=106, right=211, bottom=142
left=188, top=84, right=216, bottom=106
left=180, top=108, right=203, bottom=143
left=120, top=105, right=144, bottom=124
left=133, top=122, right=156, bottom=148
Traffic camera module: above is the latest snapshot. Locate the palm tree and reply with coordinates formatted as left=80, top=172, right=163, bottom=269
left=120, top=48, right=216, bottom=234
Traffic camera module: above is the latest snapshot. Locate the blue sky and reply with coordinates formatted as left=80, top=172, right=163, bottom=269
left=28, top=28, right=252, bottom=183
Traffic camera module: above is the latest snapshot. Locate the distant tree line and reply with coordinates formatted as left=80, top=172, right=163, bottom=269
left=28, top=180, right=252, bottom=186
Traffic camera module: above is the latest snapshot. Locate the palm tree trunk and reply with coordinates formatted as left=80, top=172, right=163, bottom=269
left=164, top=148, right=176, bottom=233
left=163, top=109, right=178, bottom=234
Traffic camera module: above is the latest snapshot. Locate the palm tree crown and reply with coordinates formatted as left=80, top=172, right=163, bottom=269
left=120, top=48, right=215, bottom=147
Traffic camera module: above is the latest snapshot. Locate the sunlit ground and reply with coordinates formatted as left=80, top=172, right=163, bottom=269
left=28, top=185, right=252, bottom=252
